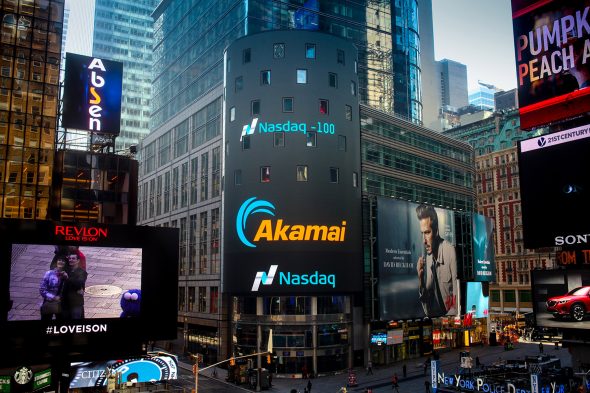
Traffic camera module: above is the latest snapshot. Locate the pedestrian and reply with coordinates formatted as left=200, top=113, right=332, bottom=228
left=367, top=360, right=373, bottom=375
left=62, top=253, right=87, bottom=319
left=307, top=379, right=312, bottom=392
left=423, top=361, right=427, bottom=376
left=39, top=257, right=68, bottom=320
left=475, top=356, right=480, bottom=368
left=392, top=373, right=399, bottom=393
left=539, top=342, right=544, bottom=353
left=555, top=341, right=559, bottom=350
left=302, top=363, right=308, bottom=379
left=425, top=380, right=431, bottom=393
left=402, top=363, right=407, bottom=378
left=304, top=387, right=308, bottom=393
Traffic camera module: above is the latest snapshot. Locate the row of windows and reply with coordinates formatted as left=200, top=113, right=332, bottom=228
left=230, top=97, right=353, bottom=120
left=234, top=166, right=355, bottom=185
left=234, top=70, right=356, bottom=95
left=241, top=132, right=347, bottom=150
left=139, top=147, right=221, bottom=221
left=179, top=286, right=219, bottom=314
left=240, top=44, right=347, bottom=64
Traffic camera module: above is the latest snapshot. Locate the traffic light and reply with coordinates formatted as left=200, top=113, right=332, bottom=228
left=229, top=357, right=235, bottom=366
left=266, top=354, right=271, bottom=364
left=192, top=364, right=197, bottom=374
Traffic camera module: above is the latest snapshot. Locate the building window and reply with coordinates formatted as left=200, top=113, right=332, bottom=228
left=319, top=99, right=329, bottom=114
left=329, top=73, right=337, bottom=88
left=243, top=48, right=251, bottom=63
left=350, top=81, right=356, bottom=96
left=353, top=172, right=358, bottom=187
left=296, top=165, right=308, bottom=181
left=306, top=43, right=316, bottom=59
left=261, top=70, right=271, bottom=85
left=200, top=153, right=208, bottom=202
left=273, top=43, right=285, bottom=59
left=261, top=166, right=271, bottom=183
left=230, top=106, right=235, bottom=122
left=210, top=287, right=219, bottom=313
left=345, top=105, right=352, bottom=121
left=234, top=170, right=242, bottom=185
left=307, top=132, right=317, bottom=147
left=274, top=132, right=284, bottom=147
left=338, top=135, right=346, bottom=151
left=251, top=100, right=260, bottom=115
left=198, top=287, right=207, bottom=312
left=297, top=69, right=307, bottom=84
left=199, top=212, right=208, bottom=274
left=242, top=135, right=251, bottom=150
left=337, top=49, right=345, bottom=65
left=330, top=167, right=339, bottom=183
left=283, top=97, right=293, bottom=112
left=235, top=76, right=243, bottom=92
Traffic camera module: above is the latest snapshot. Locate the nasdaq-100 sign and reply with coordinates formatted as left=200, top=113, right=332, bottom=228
left=62, top=53, right=123, bottom=135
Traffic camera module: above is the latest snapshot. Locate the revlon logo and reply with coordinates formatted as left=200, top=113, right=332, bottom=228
left=55, top=225, right=108, bottom=242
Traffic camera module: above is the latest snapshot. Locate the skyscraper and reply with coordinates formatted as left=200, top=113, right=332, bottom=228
left=92, top=0, right=156, bottom=151
left=469, top=82, right=501, bottom=111
left=439, top=59, right=468, bottom=109
left=0, top=0, right=64, bottom=219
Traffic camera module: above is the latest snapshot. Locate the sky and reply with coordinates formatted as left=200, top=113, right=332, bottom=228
left=63, top=0, right=518, bottom=93
left=432, top=0, right=517, bottom=92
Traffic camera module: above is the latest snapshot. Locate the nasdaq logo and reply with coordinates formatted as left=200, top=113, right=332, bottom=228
left=252, top=265, right=278, bottom=291
left=251, top=265, right=336, bottom=292
left=240, top=118, right=258, bottom=141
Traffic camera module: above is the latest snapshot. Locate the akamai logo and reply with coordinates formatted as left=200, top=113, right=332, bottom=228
left=236, top=197, right=347, bottom=248
left=537, top=137, right=546, bottom=147
left=241, top=118, right=258, bottom=141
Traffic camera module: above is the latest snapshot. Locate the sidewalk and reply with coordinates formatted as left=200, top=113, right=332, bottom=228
left=183, top=341, right=572, bottom=393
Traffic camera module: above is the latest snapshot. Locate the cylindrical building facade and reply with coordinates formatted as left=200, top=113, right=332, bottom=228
left=222, top=30, right=362, bottom=375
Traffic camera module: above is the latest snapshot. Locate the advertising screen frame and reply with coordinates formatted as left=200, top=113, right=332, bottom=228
left=518, top=125, right=590, bottom=249
left=472, top=214, right=496, bottom=282
left=531, top=268, right=590, bottom=331
left=376, top=197, right=459, bottom=321
left=511, top=0, right=590, bottom=129
left=62, top=53, right=123, bottom=135
left=0, top=220, right=178, bottom=366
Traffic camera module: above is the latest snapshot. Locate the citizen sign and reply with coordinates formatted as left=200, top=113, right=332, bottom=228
left=555, top=233, right=590, bottom=246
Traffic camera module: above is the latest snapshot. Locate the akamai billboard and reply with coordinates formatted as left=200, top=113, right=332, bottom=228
left=62, top=53, right=123, bottom=135
left=222, top=31, right=362, bottom=295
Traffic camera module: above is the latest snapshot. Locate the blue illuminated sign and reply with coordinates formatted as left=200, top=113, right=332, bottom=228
left=240, top=118, right=336, bottom=140
left=371, top=333, right=387, bottom=344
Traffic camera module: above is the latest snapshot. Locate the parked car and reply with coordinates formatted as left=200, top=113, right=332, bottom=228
left=546, top=286, right=590, bottom=321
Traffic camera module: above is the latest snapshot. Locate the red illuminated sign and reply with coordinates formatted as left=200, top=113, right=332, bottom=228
left=54, top=225, right=108, bottom=242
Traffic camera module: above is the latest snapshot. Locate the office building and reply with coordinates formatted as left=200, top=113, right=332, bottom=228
left=469, top=82, right=501, bottom=111
left=439, top=59, right=468, bottom=110
left=92, top=0, right=156, bottom=151
left=0, top=0, right=64, bottom=219
left=494, top=88, right=518, bottom=111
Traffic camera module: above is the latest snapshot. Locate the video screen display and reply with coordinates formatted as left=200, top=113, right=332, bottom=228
left=9, top=244, right=141, bottom=321
left=518, top=125, right=590, bottom=249
left=466, top=282, right=489, bottom=319
left=472, top=214, right=496, bottom=282
left=377, top=198, right=458, bottom=320
left=532, top=269, right=590, bottom=330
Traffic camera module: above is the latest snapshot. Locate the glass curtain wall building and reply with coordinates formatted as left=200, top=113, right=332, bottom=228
left=0, top=0, right=64, bottom=219
left=92, top=0, right=156, bottom=151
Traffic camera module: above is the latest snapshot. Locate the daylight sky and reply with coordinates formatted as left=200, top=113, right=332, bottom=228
left=432, top=0, right=517, bottom=92
left=64, top=0, right=518, bottom=93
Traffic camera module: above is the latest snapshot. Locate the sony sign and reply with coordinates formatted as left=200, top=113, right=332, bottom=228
left=62, top=53, right=123, bottom=135
left=555, top=233, right=590, bottom=246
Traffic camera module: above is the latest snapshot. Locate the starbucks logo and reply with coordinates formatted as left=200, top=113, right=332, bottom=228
left=14, top=366, right=33, bottom=385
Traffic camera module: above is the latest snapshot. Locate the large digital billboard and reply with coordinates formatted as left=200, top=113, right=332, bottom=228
left=511, top=0, right=590, bottom=129
left=62, top=53, right=123, bottom=135
left=377, top=198, right=459, bottom=320
left=466, top=282, right=489, bottom=319
left=532, top=268, right=590, bottom=330
left=518, top=125, right=590, bottom=249
left=0, top=220, right=178, bottom=366
left=472, top=214, right=496, bottom=282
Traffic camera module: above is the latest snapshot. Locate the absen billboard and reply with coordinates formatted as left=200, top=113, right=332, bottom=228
left=377, top=198, right=459, bottom=320
left=472, top=213, right=496, bottom=282
left=62, top=53, right=123, bottom=135
left=518, top=124, right=590, bottom=249
left=532, top=269, right=590, bottom=330
left=511, top=0, right=590, bottom=129
left=0, top=220, right=178, bottom=366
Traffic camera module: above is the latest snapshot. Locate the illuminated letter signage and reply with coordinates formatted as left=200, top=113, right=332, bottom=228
left=63, top=53, right=123, bottom=135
